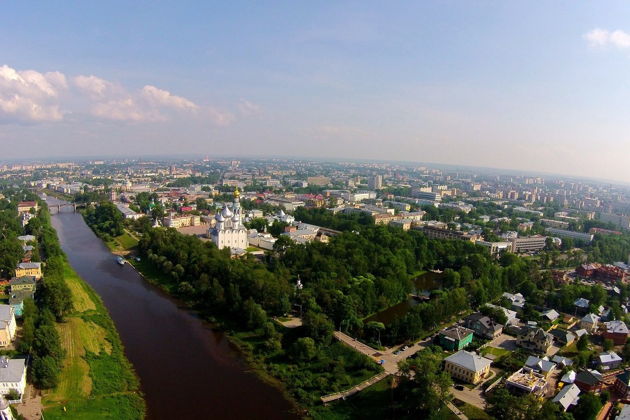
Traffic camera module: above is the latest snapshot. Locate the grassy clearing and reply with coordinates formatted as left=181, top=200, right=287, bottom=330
left=480, top=346, right=511, bottom=358
left=43, top=394, right=145, bottom=420
left=456, top=400, right=492, bottom=420
left=42, top=260, right=144, bottom=419
left=106, top=231, right=139, bottom=253
left=50, top=319, right=92, bottom=402
left=62, top=264, right=96, bottom=312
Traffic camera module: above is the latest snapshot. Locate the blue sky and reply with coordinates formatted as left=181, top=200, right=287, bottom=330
left=2, top=1, right=630, bottom=182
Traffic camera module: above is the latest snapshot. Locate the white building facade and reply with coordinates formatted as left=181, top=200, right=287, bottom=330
left=210, top=190, right=248, bottom=251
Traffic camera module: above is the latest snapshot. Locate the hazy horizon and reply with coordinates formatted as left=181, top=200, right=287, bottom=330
left=3, top=2, right=630, bottom=183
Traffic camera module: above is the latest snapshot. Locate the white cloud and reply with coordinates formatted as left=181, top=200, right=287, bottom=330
left=584, top=28, right=630, bottom=49
left=74, top=75, right=112, bottom=97
left=237, top=99, right=261, bottom=116
left=141, top=85, right=198, bottom=110
left=0, top=65, right=67, bottom=122
left=0, top=64, right=233, bottom=125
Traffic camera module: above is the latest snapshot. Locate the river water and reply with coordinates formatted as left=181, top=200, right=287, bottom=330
left=48, top=199, right=298, bottom=420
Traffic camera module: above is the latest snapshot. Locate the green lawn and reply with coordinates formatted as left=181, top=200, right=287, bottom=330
left=43, top=260, right=144, bottom=419
left=481, top=346, right=511, bottom=358
left=454, top=399, right=492, bottom=420
left=106, top=231, right=139, bottom=252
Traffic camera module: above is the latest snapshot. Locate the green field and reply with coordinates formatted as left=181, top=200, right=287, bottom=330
left=480, top=346, right=511, bottom=358
left=454, top=399, right=492, bottom=420
left=106, top=231, right=139, bottom=253
left=42, top=260, right=144, bottom=419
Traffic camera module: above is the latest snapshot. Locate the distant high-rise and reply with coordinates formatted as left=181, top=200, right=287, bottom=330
left=368, top=175, right=383, bottom=190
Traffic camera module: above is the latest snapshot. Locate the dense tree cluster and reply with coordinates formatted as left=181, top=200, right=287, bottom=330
left=84, top=202, right=125, bottom=240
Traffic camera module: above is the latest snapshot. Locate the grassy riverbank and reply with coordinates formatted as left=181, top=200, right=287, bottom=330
left=42, top=259, right=145, bottom=419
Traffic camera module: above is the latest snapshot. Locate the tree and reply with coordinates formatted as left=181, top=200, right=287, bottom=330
left=366, top=321, right=385, bottom=347
left=31, top=356, right=60, bottom=389
left=302, top=310, right=333, bottom=343
left=577, top=334, right=589, bottom=351
left=398, top=350, right=452, bottom=415
left=603, top=338, right=614, bottom=352
left=293, top=337, right=317, bottom=361
left=573, top=392, right=602, bottom=420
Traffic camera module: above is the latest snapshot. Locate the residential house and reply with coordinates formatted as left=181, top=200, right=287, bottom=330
left=561, top=370, right=577, bottom=384
left=580, top=313, right=599, bottom=333
left=502, top=292, right=526, bottom=312
left=464, top=313, right=503, bottom=339
left=574, top=369, right=604, bottom=393
left=542, top=309, right=560, bottom=322
left=14, top=262, right=42, bottom=280
left=486, top=303, right=519, bottom=325
left=9, top=276, right=36, bottom=294
left=525, top=356, right=557, bottom=377
left=505, top=367, right=549, bottom=396
left=552, top=383, right=581, bottom=412
left=438, top=326, right=474, bottom=351
left=550, top=329, right=576, bottom=346
left=8, top=291, right=32, bottom=318
left=443, top=350, right=492, bottom=385
left=614, top=371, right=630, bottom=397
left=596, top=351, right=623, bottom=371
left=574, top=297, right=590, bottom=315
left=517, top=327, right=554, bottom=354
left=552, top=355, right=575, bottom=369
left=0, top=357, right=26, bottom=397
left=603, top=320, right=629, bottom=345
left=0, top=306, right=16, bottom=343
left=17, top=201, right=38, bottom=215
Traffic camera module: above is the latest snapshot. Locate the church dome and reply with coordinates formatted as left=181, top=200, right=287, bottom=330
left=222, top=206, right=233, bottom=218
left=215, top=212, right=225, bottom=222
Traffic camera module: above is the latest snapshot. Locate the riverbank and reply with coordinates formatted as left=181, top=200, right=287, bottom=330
left=42, top=215, right=145, bottom=418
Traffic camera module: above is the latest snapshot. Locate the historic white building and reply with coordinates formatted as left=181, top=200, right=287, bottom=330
left=210, top=189, right=248, bottom=252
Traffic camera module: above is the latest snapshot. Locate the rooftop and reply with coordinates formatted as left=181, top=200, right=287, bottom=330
left=444, top=350, right=491, bottom=373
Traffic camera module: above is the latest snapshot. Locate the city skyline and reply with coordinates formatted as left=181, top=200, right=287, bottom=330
left=3, top=2, right=630, bottom=183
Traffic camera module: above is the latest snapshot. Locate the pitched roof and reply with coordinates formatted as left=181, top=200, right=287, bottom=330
left=575, top=369, right=602, bottom=386
left=598, top=351, right=622, bottom=365
left=0, top=305, right=13, bottom=323
left=543, top=309, right=560, bottom=320
left=582, top=313, right=599, bottom=323
left=440, top=326, right=474, bottom=341
left=9, top=276, right=36, bottom=286
left=605, top=320, right=629, bottom=335
left=561, top=370, right=576, bottom=384
left=17, top=262, right=41, bottom=270
left=552, top=383, right=580, bottom=410
left=444, top=350, right=492, bottom=373
left=552, top=355, right=574, bottom=367
left=0, top=357, right=25, bottom=384
left=575, top=298, right=590, bottom=308
left=525, top=356, right=557, bottom=373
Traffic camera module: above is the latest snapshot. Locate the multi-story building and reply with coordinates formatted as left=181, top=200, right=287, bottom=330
left=0, top=357, right=26, bottom=397
left=163, top=215, right=201, bottom=229
left=438, top=326, right=474, bottom=351
left=443, top=350, right=492, bottom=384
left=510, top=235, right=547, bottom=253
left=545, top=228, right=594, bottom=243
left=14, top=263, right=42, bottom=280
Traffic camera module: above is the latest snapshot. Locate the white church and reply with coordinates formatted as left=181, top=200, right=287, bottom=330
left=209, top=189, right=248, bottom=252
